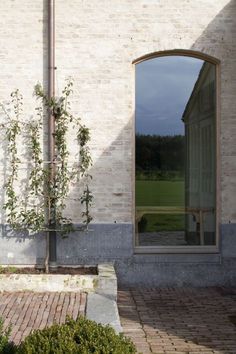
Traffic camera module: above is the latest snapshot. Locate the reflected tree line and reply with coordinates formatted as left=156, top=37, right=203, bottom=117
left=136, top=134, right=185, bottom=181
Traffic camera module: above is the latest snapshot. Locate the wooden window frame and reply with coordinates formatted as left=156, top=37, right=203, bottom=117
left=132, top=49, right=221, bottom=254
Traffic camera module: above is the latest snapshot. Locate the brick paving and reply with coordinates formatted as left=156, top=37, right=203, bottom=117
left=0, top=292, right=87, bottom=344
left=118, top=288, right=236, bottom=354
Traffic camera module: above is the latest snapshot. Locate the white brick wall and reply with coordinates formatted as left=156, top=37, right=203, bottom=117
left=0, top=0, right=235, bottom=224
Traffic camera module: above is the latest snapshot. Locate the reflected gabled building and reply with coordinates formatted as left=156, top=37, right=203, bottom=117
left=182, top=62, right=216, bottom=245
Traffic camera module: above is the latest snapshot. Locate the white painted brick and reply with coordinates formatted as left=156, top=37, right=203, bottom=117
left=0, top=0, right=235, bottom=224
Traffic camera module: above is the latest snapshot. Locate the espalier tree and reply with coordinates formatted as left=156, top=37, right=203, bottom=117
left=0, top=80, right=93, bottom=272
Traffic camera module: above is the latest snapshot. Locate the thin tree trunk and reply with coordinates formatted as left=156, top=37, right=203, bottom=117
left=45, top=231, right=50, bottom=273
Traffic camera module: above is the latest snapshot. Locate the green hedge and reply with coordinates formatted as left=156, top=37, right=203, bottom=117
left=0, top=317, right=136, bottom=354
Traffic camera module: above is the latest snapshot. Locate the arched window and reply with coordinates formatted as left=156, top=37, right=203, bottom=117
left=134, top=51, right=219, bottom=252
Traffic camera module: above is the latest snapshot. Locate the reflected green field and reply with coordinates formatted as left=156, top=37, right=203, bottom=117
left=136, top=180, right=185, bottom=232
left=136, top=180, right=184, bottom=206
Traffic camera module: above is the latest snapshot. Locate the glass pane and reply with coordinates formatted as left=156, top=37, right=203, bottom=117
left=135, top=56, right=216, bottom=247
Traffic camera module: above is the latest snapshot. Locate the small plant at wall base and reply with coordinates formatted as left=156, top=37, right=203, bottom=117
left=0, top=80, right=93, bottom=272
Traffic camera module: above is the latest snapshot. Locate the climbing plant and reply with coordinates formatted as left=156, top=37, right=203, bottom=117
left=1, top=80, right=93, bottom=235
left=1, top=90, right=22, bottom=229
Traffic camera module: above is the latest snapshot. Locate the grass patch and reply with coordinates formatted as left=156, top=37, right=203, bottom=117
left=136, top=180, right=184, bottom=207
left=136, top=180, right=185, bottom=232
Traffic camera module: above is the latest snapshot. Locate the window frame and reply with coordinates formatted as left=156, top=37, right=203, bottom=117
left=132, top=49, right=221, bottom=254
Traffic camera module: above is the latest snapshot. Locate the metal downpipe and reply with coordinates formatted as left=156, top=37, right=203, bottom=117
left=48, top=0, right=57, bottom=268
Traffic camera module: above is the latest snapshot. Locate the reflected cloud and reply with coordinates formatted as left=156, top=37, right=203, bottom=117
left=136, top=56, right=204, bottom=135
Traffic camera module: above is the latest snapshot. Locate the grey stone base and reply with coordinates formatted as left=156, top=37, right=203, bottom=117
left=115, top=258, right=236, bottom=287
left=86, top=294, right=122, bottom=333
left=1, top=223, right=236, bottom=287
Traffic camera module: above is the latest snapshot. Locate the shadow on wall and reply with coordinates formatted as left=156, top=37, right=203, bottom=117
left=0, top=116, right=133, bottom=265
left=191, top=0, right=235, bottom=55
left=191, top=0, right=236, bottom=225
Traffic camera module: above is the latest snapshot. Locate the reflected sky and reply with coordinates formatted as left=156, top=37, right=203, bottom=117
left=135, top=56, right=204, bottom=136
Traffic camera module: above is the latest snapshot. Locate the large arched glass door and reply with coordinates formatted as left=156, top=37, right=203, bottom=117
left=135, top=54, right=217, bottom=249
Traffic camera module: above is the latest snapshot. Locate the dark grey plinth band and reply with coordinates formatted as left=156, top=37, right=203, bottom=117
left=1, top=223, right=236, bottom=286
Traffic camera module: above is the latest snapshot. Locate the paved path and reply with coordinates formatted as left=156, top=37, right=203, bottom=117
left=118, top=288, right=236, bottom=354
left=0, top=292, right=87, bottom=344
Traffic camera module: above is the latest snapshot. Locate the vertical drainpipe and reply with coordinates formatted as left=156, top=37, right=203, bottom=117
left=48, top=0, right=57, bottom=268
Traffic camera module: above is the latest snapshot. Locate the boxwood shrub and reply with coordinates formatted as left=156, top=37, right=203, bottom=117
left=17, top=317, right=136, bottom=354
left=0, top=318, right=15, bottom=354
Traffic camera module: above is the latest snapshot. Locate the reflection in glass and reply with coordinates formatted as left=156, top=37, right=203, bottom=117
left=135, top=56, right=216, bottom=247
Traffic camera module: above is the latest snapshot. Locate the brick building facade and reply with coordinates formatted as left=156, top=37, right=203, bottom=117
left=0, top=0, right=236, bottom=285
